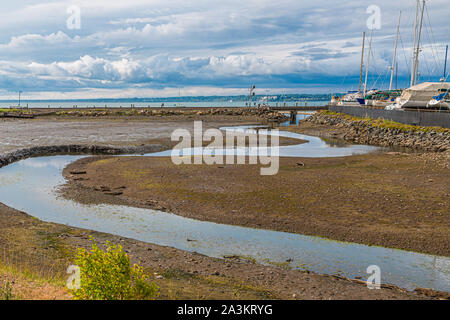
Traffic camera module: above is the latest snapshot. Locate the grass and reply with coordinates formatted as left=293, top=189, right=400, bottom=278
left=0, top=281, right=14, bottom=300
left=0, top=257, right=69, bottom=300
left=0, top=108, right=32, bottom=114
left=0, top=204, right=280, bottom=300
left=155, top=267, right=276, bottom=300
left=322, top=110, right=450, bottom=133
left=0, top=229, right=73, bottom=287
left=0, top=214, right=78, bottom=300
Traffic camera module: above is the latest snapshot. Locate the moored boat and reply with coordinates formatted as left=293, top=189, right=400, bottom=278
left=386, top=82, right=450, bottom=109
left=367, top=90, right=403, bottom=107
left=427, top=88, right=450, bottom=109
left=337, top=91, right=363, bottom=106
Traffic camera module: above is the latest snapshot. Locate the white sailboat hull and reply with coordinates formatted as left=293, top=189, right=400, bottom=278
left=427, top=99, right=449, bottom=109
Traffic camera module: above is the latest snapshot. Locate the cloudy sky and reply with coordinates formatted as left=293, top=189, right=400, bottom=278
left=0, top=0, right=448, bottom=99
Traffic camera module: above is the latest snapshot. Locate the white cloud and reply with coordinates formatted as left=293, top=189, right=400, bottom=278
left=5, top=31, right=73, bottom=49
left=27, top=55, right=147, bottom=81
left=0, top=0, right=448, bottom=98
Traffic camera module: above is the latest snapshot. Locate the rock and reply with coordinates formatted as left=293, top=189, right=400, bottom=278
left=73, top=177, right=88, bottom=181
left=104, top=191, right=123, bottom=196
left=0, top=144, right=167, bottom=170
left=306, top=113, right=449, bottom=153
left=70, top=170, right=87, bottom=175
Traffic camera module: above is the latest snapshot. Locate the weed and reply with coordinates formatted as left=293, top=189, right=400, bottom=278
left=0, top=281, right=14, bottom=300
left=70, top=239, right=159, bottom=300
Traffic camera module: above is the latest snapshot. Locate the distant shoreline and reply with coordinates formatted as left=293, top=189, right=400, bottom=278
left=0, top=100, right=330, bottom=109
left=0, top=94, right=334, bottom=104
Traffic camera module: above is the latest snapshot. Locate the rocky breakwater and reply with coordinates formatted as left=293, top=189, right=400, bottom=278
left=305, top=112, right=450, bottom=152
left=0, top=144, right=165, bottom=169
left=194, top=107, right=288, bottom=121
left=53, top=107, right=289, bottom=122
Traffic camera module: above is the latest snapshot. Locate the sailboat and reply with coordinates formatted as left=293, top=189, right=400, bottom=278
left=386, top=0, right=449, bottom=110
left=335, top=32, right=366, bottom=106
left=427, top=45, right=450, bottom=109
left=366, top=90, right=403, bottom=107
left=356, top=26, right=384, bottom=106
left=337, top=26, right=384, bottom=107
left=371, top=11, right=404, bottom=108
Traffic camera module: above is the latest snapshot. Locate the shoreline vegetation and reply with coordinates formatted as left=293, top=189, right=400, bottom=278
left=0, top=111, right=448, bottom=300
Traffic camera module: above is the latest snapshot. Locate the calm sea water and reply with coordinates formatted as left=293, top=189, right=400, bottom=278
left=1, top=100, right=330, bottom=109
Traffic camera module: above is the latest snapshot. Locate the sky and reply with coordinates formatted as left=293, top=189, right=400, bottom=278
left=0, top=0, right=449, bottom=99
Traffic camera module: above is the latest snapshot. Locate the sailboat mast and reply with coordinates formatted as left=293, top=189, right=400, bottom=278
left=412, top=0, right=426, bottom=85
left=364, top=29, right=373, bottom=96
left=396, top=62, right=398, bottom=89
left=443, top=45, right=448, bottom=81
left=411, top=0, right=419, bottom=86
left=390, top=11, right=402, bottom=90
left=358, top=32, right=366, bottom=93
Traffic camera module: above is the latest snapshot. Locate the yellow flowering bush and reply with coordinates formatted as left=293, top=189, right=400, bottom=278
left=71, top=240, right=159, bottom=300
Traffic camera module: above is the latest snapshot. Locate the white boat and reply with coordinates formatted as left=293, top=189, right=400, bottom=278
left=331, top=32, right=366, bottom=107
left=386, top=82, right=450, bottom=109
left=373, top=100, right=390, bottom=108
left=337, top=91, right=363, bottom=106
left=427, top=88, right=450, bottom=109
left=329, top=96, right=338, bottom=106
left=366, top=90, right=403, bottom=108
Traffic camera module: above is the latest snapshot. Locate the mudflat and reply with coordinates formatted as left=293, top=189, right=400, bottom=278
left=1, top=116, right=448, bottom=299
left=0, top=202, right=438, bottom=300
left=0, top=117, right=260, bottom=154
left=63, top=143, right=449, bottom=257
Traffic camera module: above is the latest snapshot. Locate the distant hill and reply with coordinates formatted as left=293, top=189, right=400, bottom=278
left=0, top=94, right=336, bottom=103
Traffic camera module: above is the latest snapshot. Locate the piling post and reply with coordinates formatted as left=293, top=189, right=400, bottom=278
left=290, top=111, right=296, bottom=124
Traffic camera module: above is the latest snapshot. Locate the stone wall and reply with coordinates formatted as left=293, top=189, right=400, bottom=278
left=0, top=144, right=165, bottom=169
left=305, top=113, right=449, bottom=152
left=329, top=105, right=450, bottom=129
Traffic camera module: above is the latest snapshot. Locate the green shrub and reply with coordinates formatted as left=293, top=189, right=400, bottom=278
left=70, top=240, right=159, bottom=300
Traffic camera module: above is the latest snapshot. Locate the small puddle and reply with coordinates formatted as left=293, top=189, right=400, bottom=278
left=0, top=126, right=448, bottom=292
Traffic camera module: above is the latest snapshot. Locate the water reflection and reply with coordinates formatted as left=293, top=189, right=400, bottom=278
left=149, top=125, right=381, bottom=158
left=278, top=113, right=314, bottom=126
